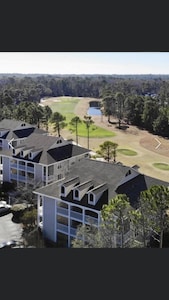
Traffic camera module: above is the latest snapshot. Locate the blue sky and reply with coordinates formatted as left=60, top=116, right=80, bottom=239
left=0, top=52, right=169, bottom=74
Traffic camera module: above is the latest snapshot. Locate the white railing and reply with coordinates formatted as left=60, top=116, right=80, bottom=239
left=57, top=223, right=69, bottom=234
left=57, top=206, right=69, bottom=216
left=70, top=227, right=77, bottom=237
left=18, top=165, right=26, bottom=171
left=27, top=166, right=34, bottom=173
left=70, top=210, right=83, bottom=222
left=85, top=215, right=98, bottom=225
left=11, top=163, right=18, bottom=169
left=57, top=223, right=77, bottom=237
left=57, top=206, right=98, bottom=225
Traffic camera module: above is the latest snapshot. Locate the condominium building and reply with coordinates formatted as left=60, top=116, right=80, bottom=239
left=34, top=158, right=169, bottom=247
left=0, top=119, right=90, bottom=187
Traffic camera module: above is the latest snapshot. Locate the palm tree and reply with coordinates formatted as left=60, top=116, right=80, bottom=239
left=69, top=116, right=81, bottom=145
left=50, top=112, right=66, bottom=137
left=41, top=105, right=52, bottom=131
left=84, top=115, right=94, bottom=149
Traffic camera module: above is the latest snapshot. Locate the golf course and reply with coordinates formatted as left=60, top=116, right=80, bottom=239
left=40, top=96, right=169, bottom=182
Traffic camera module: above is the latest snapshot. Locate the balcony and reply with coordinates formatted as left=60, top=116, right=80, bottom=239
left=11, top=174, right=26, bottom=182
left=57, top=206, right=69, bottom=217
left=85, top=215, right=98, bottom=225
left=18, top=165, right=26, bottom=171
left=43, top=175, right=56, bottom=182
left=27, top=166, right=34, bottom=173
left=57, top=206, right=98, bottom=225
left=57, top=223, right=77, bottom=237
left=70, top=210, right=83, bottom=222
left=57, top=223, right=69, bottom=234
left=11, top=163, right=17, bottom=169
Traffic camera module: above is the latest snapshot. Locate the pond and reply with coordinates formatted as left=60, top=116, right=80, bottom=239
left=87, top=107, right=102, bottom=116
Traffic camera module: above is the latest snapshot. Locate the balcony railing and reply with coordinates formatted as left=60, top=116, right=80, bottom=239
left=57, top=206, right=69, bottom=217
left=70, top=210, right=83, bottom=222
left=11, top=163, right=18, bottom=169
left=57, top=206, right=98, bottom=225
left=27, top=166, right=34, bottom=173
left=43, top=175, right=56, bottom=182
left=57, top=223, right=77, bottom=237
left=57, top=223, right=69, bottom=234
left=85, top=215, right=98, bottom=225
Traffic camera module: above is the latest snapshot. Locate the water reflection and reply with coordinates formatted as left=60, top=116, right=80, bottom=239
left=87, top=107, right=102, bottom=116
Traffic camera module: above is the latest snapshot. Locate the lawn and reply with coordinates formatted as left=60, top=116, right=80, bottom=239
left=153, top=163, right=169, bottom=170
left=68, top=123, right=116, bottom=138
left=117, top=148, right=138, bottom=156
left=47, top=97, right=116, bottom=138
left=49, top=97, right=79, bottom=123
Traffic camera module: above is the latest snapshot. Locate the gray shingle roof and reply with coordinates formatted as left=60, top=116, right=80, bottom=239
left=34, top=158, right=169, bottom=210
left=0, top=132, right=90, bottom=165
left=0, top=119, right=47, bottom=140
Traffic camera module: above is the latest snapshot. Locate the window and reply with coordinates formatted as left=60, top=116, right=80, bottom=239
left=29, top=152, right=33, bottom=159
left=88, top=193, right=95, bottom=205
left=27, top=162, right=34, bottom=169
left=74, top=190, right=79, bottom=198
left=89, top=193, right=94, bottom=203
left=125, top=170, right=131, bottom=176
left=48, top=165, right=54, bottom=176
left=20, top=151, right=24, bottom=157
left=13, top=149, right=15, bottom=155
left=61, top=186, right=65, bottom=194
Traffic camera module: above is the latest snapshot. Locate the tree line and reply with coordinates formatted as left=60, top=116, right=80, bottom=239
left=0, top=74, right=168, bottom=105
left=101, top=90, right=169, bottom=137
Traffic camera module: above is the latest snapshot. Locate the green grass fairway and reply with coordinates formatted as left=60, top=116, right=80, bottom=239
left=48, top=97, right=116, bottom=138
left=117, top=148, right=137, bottom=156
left=69, top=123, right=116, bottom=138
left=50, top=97, right=79, bottom=123
left=153, top=162, right=169, bottom=170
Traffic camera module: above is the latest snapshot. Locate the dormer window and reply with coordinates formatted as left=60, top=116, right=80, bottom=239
left=61, top=186, right=65, bottom=194
left=57, top=139, right=62, bottom=144
left=73, top=180, right=94, bottom=201
left=125, top=170, right=131, bottom=176
left=88, top=193, right=95, bottom=205
left=20, top=150, right=24, bottom=157
left=74, top=190, right=79, bottom=198
left=87, top=183, right=107, bottom=206
left=13, top=149, right=15, bottom=155
left=29, top=152, right=33, bottom=159
left=60, top=177, right=80, bottom=197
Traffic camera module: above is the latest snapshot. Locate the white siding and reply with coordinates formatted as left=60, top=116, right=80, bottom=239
left=2, top=157, right=10, bottom=181
left=43, top=197, right=56, bottom=242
